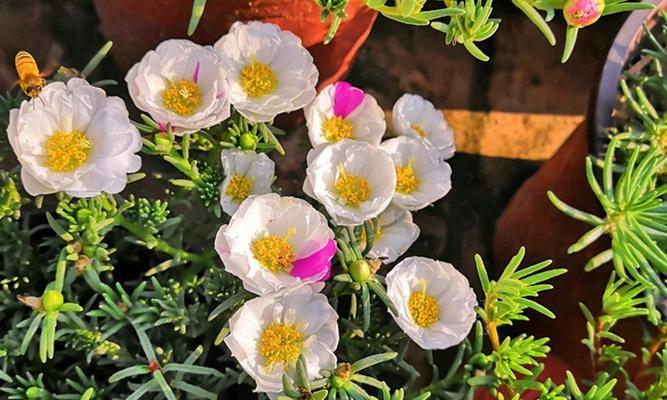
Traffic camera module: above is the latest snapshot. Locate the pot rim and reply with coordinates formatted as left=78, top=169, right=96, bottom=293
left=590, top=0, right=667, bottom=157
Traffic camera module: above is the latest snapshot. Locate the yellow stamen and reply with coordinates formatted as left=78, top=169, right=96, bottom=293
left=44, top=130, right=93, bottom=172
left=322, top=116, right=354, bottom=142
left=161, top=79, right=201, bottom=116
left=239, top=58, right=278, bottom=98
left=258, top=322, right=304, bottom=369
left=225, top=174, right=254, bottom=203
left=408, top=281, right=440, bottom=328
left=251, top=231, right=296, bottom=272
left=411, top=123, right=427, bottom=137
left=335, top=166, right=370, bottom=208
left=395, top=162, right=419, bottom=194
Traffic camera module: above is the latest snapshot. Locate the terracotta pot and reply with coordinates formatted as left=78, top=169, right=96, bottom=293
left=92, top=0, right=377, bottom=89
left=494, top=5, right=667, bottom=388
left=589, top=0, right=667, bottom=156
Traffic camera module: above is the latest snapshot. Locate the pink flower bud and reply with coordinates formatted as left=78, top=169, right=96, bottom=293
left=563, top=0, right=605, bottom=28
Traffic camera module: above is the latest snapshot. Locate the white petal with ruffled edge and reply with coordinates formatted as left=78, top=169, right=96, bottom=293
left=225, top=285, right=339, bottom=396
left=125, top=39, right=231, bottom=135
left=7, top=79, right=142, bottom=197
left=303, top=139, right=396, bottom=226
left=305, top=82, right=385, bottom=146
left=214, top=21, right=318, bottom=123
left=386, top=257, right=477, bottom=350
left=219, top=149, right=275, bottom=217
left=215, top=193, right=335, bottom=295
left=363, top=205, right=420, bottom=263
left=392, top=94, right=455, bottom=160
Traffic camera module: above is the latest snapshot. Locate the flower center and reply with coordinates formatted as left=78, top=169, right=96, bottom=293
left=251, top=231, right=295, bottom=272
left=322, top=116, right=354, bottom=143
left=411, top=123, right=427, bottom=137
left=408, top=284, right=439, bottom=328
left=161, top=79, right=201, bottom=116
left=258, top=322, right=304, bottom=369
left=44, top=130, right=93, bottom=172
left=225, top=174, right=254, bottom=203
left=239, top=60, right=278, bottom=98
left=395, top=163, right=419, bottom=194
left=335, top=167, right=370, bottom=208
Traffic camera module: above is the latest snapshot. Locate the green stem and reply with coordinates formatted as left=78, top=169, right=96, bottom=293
left=115, top=215, right=213, bottom=265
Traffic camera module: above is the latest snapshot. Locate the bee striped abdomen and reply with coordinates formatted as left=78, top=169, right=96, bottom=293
left=15, top=51, right=40, bottom=78
left=15, top=51, right=45, bottom=99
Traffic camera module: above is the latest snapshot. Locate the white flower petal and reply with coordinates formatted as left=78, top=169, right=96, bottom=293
left=214, top=21, right=318, bottom=123
left=215, top=194, right=334, bottom=296
left=380, top=136, right=452, bottom=211
left=225, top=285, right=338, bottom=397
left=8, top=79, right=141, bottom=197
left=125, top=39, right=231, bottom=134
left=303, top=140, right=396, bottom=226
left=392, top=94, right=455, bottom=160
left=386, top=257, right=477, bottom=350
left=219, top=149, right=275, bottom=217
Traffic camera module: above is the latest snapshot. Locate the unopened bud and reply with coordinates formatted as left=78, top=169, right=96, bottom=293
left=563, top=0, right=605, bottom=28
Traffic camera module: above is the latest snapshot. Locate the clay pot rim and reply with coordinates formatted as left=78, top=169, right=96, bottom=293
left=589, top=0, right=667, bottom=157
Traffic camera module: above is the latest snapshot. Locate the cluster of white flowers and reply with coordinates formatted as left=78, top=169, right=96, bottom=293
left=303, top=79, right=455, bottom=263
left=7, top=20, right=476, bottom=398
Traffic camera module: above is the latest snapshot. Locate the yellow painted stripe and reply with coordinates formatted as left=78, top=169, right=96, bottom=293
left=444, top=110, right=583, bottom=161
left=387, top=110, right=584, bottom=161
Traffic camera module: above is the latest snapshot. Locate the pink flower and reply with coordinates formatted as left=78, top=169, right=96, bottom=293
left=290, top=239, right=337, bottom=282
left=333, top=81, right=365, bottom=118
left=563, top=0, right=605, bottom=28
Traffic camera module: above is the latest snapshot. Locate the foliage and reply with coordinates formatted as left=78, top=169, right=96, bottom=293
left=1, top=8, right=666, bottom=400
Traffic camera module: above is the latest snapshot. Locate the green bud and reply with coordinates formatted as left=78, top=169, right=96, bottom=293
left=0, top=172, right=22, bottom=220
left=331, top=375, right=346, bottom=389
left=25, top=386, right=45, bottom=399
left=349, top=259, right=372, bottom=283
left=155, top=133, right=173, bottom=152
left=42, top=290, right=64, bottom=313
left=239, top=133, right=258, bottom=150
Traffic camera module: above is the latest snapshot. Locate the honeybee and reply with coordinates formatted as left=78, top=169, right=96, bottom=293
left=15, top=51, right=46, bottom=100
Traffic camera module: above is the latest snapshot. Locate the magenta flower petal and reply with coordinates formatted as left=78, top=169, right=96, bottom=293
left=192, top=61, right=201, bottom=84
left=290, top=239, right=337, bottom=281
left=333, top=81, right=365, bottom=118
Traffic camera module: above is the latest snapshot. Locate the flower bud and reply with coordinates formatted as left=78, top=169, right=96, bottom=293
left=0, top=172, right=21, bottom=220
left=26, top=386, right=46, bottom=399
left=239, top=133, right=258, bottom=150
left=563, top=0, right=605, bottom=28
left=42, top=290, right=64, bottom=313
left=349, top=259, right=372, bottom=283
left=154, top=133, right=174, bottom=152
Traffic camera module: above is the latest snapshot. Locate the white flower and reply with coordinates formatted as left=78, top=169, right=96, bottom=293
left=392, top=94, right=455, bottom=159
left=125, top=39, right=231, bottom=135
left=225, top=284, right=339, bottom=395
left=386, top=257, right=477, bottom=350
left=380, top=136, right=452, bottom=211
left=214, top=21, right=318, bottom=123
left=215, top=193, right=336, bottom=295
left=361, top=205, right=420, bottom=263
left=219, top=149, right=275, bottom=216
left=303, top=139, right=396, bottom=226
left=305, top=81, right=385, bottom=146
left=7, top=78, right=142, bottom=197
